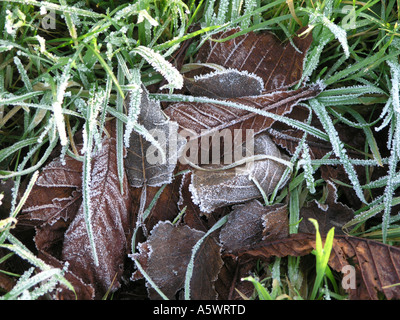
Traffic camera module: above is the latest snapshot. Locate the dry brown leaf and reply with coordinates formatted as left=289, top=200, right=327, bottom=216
left=236, top=233, right=400, bottom=300
left=21, top=121, right=133, bottom=299
left=220, top=200, right=288, bottom=253
left=125, top=88, right=186, bottom=188
left=61, top=131, right=132, bottom=297
left=193, top=28, right=313, bottom=90
left=131, top=221, right=223, bottom=300
left=189, top=133, right=289, bottom=213
left=298, top=181, right=355, bottom=235
left=166, top=84, right=322, bottom=145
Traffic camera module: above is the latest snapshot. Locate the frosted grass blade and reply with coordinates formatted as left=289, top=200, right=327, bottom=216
left=184, top=215, right=229, bottom=300
left=310, top=98, right=366, bottom=203
left=132, top=46, right=183, bottom=91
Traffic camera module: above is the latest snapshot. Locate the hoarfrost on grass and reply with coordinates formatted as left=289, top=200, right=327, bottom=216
left=132, top=46, right=183, bottom=92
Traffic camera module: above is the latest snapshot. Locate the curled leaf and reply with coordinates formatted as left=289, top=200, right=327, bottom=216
left=189, top=133, right=289, bottom=213
left=125, top=89, right=186, bottom=188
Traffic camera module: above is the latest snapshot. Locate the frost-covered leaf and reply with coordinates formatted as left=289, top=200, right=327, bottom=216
left=166, top=27, right=321, bottom=146
left=131, top=221, right=223, bottom=300
left=165, top=84, right=322, bottom=144
left=21, top=121, right=133, bottom=299
left=62, top=129, right=132, bottom=297
left=185, top=68, right=264, bottom=99
left=130, top=172, right=183, bottom=232
left=124, top=88, right=186, bottom=188
left=193, top=27, right=313, bottom=90
left=21, top=152, right=83, bottom=227
left=298, top=181, right=354, bottom=235
left=189, top=133, right=289, bottom=213
left=220, top=200, right=288, bottom=253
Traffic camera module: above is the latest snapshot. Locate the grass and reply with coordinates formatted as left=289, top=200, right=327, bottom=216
left=0, top=0, right=400, bottom=300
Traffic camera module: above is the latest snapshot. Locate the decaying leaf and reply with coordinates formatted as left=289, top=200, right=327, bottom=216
left=131, top=221, right=223, bottom=300
left=220, top=200, right=288, bottom=253
left=298, top=181, right=355, bottom=235
left=236, top=233, right=400, bottom=300
left=180, top=171, right=229, bottom=232
left=261, top=203, right=289, bottom=241
left=189, top=133, right=289, bottom=213
left=193, top=28, right=313, bottom=90
left=166, top=84, right=322, bottom=145
left=130, top=171, right=183, bottom=233
left=62, top=132, right=132, bottom=296
left=125, top=88, right=186, bottom=188
left=21, top=154, right=83, bottom=227
left=21, top=122, right=133, bottom=299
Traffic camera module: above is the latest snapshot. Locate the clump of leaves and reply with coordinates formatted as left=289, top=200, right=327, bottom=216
left=2, top=0, right=400, bottom=301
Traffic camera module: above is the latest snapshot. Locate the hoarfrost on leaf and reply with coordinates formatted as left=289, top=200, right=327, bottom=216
left=186, top=68, right=264, bottom=99
left=189, top=133, right=289, bottom=213
left=125, top=88, right=186, bottom=188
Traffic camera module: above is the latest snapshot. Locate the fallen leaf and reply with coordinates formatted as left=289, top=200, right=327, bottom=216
left=298, top=181, right=355, bottom=235
left=236, top=233, right=400, bottom=300
left=21, top=121, right=133, bottom=299
left=131, top=221, right=223, bottom=300
left=220, top=200, right=288, bottom=253
left=184, top=68, right=264, bottom=99
left=165, top=26, right=321, bottom=166
left=166, top=84, right=322, bottom=146
left=189, top=133, right=289, bottom=213
left=261, top=203, right=289, bottom=241
left=125, top=88, right=186, bottom=188
left=62, top=129, right=132, bottom=297
left=193, top=28, right=313, bottom=90
left=130, top=171, right=183, bottom=233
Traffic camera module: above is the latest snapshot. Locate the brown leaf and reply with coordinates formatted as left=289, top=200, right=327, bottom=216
left=125, top=88, right=186, bottom=188
left=21, top=154, right=83, bottom=227
left=262, top=203, right=289, bottom=241
left=193, top=28, right=313, bottom=90
left=220, top=200, right=288, bottom=253
left=237, top=234, right=400, bottom=300
left=189, top=133, right=289, bottom=213
left=130, top=171, right=183, bottom=233
left=298, top=181, right=355, bottom=235
left=180, top=171, right=229, bottom=232
left=166, top=84, right=322, bottom=145
left=131, top=221, right=223, bottom=300
left=21, top=121, right=133, bottom=299
left=62, top=131, right=132, bottom=297
left=165, top=27, right=321, bottom=165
